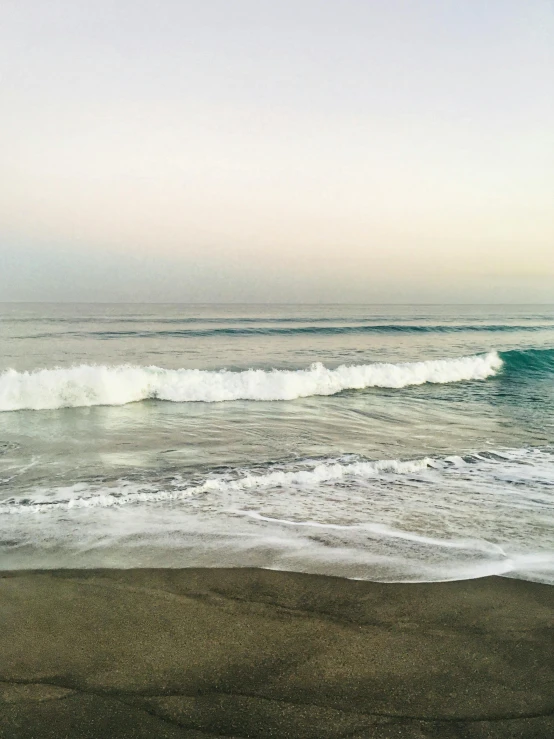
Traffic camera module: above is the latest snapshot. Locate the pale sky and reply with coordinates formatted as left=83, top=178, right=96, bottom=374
left=1, top=0, right=553, bottom=302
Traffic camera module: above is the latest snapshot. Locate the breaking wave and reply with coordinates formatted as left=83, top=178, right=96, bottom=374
left=0, top=352, right=502, bottom=411
left=1, top=457, right=435, bottom=512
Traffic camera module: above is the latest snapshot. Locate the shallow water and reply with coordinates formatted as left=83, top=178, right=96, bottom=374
left=1, top=304, right=553, bottom=583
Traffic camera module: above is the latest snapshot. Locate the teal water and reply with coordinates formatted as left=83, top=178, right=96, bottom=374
left=1, top=304, right=553, bottom=582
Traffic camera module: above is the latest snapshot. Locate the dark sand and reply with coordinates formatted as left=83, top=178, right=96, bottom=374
left=1, top=569, right=553, bottom=738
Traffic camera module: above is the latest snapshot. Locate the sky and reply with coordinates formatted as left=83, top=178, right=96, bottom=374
left=1, top=0, right=553, bottom=303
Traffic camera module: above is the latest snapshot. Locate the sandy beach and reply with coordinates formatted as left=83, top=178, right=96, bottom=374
left=1, top=569, right=553, bottom=738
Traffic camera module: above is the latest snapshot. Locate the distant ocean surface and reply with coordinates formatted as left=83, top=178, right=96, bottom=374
left=1, top=304, right=553, bottom=584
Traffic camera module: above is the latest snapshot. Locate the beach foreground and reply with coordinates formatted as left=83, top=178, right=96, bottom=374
left=1, top=569, right=553, bottom=738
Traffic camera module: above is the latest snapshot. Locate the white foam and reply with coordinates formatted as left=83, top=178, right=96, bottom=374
left=1, top=457, right=435, bottom=512
left=0, top=352, right=502, bottom=411
left=1, top=447, right=553, bottom=583
left=239, top=514, right=507, bottom=555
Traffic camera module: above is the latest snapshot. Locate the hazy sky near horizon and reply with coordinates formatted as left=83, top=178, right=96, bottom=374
left=1, top=0, right=553, bottom=302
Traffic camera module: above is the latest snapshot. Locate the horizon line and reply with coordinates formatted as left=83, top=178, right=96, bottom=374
left=1, top=301, right=554, bottom=307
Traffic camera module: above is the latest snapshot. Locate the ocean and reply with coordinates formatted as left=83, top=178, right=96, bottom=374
left=1, top=303, right=553, bottom=583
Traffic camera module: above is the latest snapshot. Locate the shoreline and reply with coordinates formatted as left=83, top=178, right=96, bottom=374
left=2, top=568, right=553, bottom=738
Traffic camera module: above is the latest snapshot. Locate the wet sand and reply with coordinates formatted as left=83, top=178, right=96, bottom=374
left=1, top=568, right=553, bottom=738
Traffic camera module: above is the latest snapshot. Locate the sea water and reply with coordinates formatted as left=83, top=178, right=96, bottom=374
left=1, top=303, right=553, bottom=583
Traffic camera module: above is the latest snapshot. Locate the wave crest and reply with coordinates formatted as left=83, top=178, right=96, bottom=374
left=0, top=352, right=502, bottom=411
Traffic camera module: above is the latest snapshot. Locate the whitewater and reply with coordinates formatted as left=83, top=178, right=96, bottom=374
left=1, top=303, right=553, bottom=583
left=2, top=448, right=553, bottom=583
left=0, top=351, right=501, bottom=410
